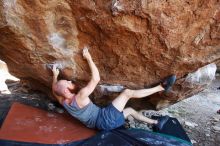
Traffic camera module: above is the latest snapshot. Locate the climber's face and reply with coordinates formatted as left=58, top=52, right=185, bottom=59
left=53, top=80, right=76, bottom=98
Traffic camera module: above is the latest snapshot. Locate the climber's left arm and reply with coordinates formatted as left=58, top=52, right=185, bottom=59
left=51, top=65, right=64, bottom=104
left=76, top=48, right=100, bottom=99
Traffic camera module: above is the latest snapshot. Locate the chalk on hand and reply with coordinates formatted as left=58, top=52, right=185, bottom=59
left=83, top=47, right=89, bottom=53
left=46, top=63, right=62, bottom=70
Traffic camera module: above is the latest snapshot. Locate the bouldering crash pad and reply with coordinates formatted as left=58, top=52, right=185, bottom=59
left=0, top=102, right=97, bottom=144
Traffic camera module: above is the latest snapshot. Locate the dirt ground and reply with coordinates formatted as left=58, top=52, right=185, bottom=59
left=0, top=76, right=220, bottom=146
left=159, top=76, right=220, bottom=146
left=126, top=75, right=220, bottom=146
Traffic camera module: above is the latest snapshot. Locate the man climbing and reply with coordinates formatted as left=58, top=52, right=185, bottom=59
left=51, top=48, right=176, bottom=131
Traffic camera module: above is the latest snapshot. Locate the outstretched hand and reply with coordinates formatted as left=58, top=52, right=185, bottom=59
left=83, top=47, right=91, bottom=60
left=52, top=64, right=60, bottom=77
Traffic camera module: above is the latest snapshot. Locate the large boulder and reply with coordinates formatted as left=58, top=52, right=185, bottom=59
left=0, top=0, right=219, bottom=109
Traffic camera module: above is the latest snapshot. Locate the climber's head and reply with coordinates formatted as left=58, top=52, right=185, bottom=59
left=53, top=80, right=77, bottom=99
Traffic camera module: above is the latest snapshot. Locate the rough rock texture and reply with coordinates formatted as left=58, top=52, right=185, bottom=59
left=0, top=0, right=219, bottom=109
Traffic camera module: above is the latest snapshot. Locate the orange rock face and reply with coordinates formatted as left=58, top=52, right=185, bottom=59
left=0, top=0, right=219, bottom=108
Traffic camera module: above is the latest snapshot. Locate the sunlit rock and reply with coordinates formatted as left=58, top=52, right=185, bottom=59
left=0, top=0, right=219, bottom=108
